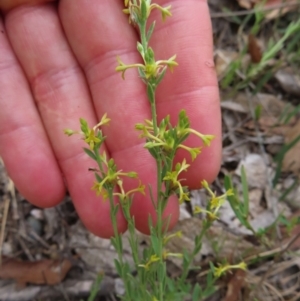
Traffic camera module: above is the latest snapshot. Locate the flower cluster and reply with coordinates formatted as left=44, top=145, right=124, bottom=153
left=123, top=0, right=172, bottom=25
left=135, top=110, right=214, bottom=161
left=91, top=154, right=145, bottom=203
left=65, top=117, right=145, bottom=204
left=64, top=114, right=110, bottom=150
left=135, top=110, right=215, bottom=203
left=116, top=1, right=177, bottom=86
left=194, top=180, right=234, bottom=221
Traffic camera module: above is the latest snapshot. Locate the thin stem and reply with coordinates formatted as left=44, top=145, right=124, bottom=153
left=94, top=148, right=105, bottom=175
left=107, top=189, right=123, bottom=262
left=107, top=189, right=131, bottom=301
left=150, top=91, right=164, bottom=301
left=161, top=148, right=176, bottom=212
left=179, top=221, right=211, bottom=286
left=140, top=20, right=148, bottom=51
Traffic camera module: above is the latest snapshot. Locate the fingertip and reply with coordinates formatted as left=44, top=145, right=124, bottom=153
left=0, top=0, right=54, bottom=13
left=0, top=139, right=66, bottom=208
left=10, top=165, right=65, bottom=208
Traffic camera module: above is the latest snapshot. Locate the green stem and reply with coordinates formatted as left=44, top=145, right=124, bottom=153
left=140, top=21, right=148, bottom=51
left=179, top=221, right=211, bottom=286
left=94, top=149, right=105, bottom=175
left=107, top=189, right=123, bottom=262
left=107, top=189, right=131, bottom=301
left=150, top=96, right=164, bottom=301
left=161, top=149, right=176, bottom=212
left=122, top=202, right=148, bottom=299
left=139, top=3, right=165, bottom=299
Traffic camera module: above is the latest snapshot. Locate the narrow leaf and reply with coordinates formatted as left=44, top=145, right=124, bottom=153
left=83, top=148, right=97, bottom=160
left=241, top=166, right=250, bottom=216
left=146, top=21, right=156, bottom=41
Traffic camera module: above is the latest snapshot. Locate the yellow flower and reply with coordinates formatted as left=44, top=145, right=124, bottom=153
left=214, top=261, right=247, bottom=278
left=179, top=129, right=215, bottom=147
left=162, top=250, right=183, bottom=260
left=163, top=159, right=190, bottom=203
left=116, top=55, right=178, bottom=80
left=139, top=255, right=160, bottom=270
left=178, top=144, right=202, bottom=161
left=200, top=180, right=233, bottom=218
left=84, top=129, right=101, bottom=150
left=163, top=231, right=182, bottom=245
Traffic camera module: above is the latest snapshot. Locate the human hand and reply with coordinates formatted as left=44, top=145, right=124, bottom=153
left=0, top=0, right=221, bottom=238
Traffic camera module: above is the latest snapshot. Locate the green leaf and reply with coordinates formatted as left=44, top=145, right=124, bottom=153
left=146, top=83, right=155, bottom=103
left=150, top=232, right=159, bottom=254
left=225, top=175, right=255, bottom=233
left=114, top=259, right=122, bottom=275
left=112, top=203, right=119, bottom=216
left=192, top=283, right=202, bottom=301
left=138, top=66, right=146, bottom=82
left=273, top=134, right=300, bottom=186
left=182, top=249, right=190, bottom=268
left=94, top=173, right=102, bottom=182
left=224, top=176, right=245, bottom=223
left=87, top=273, right=104, bottom=301
left=147, top=145, right=159, bottom=159
left=156, top=66, right=167, bottom=85
left=221, top=60, right=241, bottom=89
left=146, top=21, right=156, bottom=41
left=137, top=42, right=144, bottom=57
left=80, top=118, right=89, bottom=134
left=193, top=233, right=203, bottom=256
left=254, top=104, right=262, bottom=121
left=178, top=110, right=189, bottom=125
left=140, top=0, right=148, bottom=21
left=83, top=148, right=97, bottom=160
left=157, top=262, right=167, bottom=288
left=241, top=166, right=250, bottom=216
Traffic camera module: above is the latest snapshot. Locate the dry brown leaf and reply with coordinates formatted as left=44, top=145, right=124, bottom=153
left=248, top=34, right=262, bottom=63
left=222, top=269, right=247, bottom=301
left=282, top=119, right=300, bottom=175
left=236, top=154, right=268, bottom=189
left=237, top=0, right=256, bottom=9
left=0, top=257, right=72, bottom=286
left=215, top=50, right=250, bottom=80
left=237, top=0, right=297, bottom=19
left=275, top=68, right=300, bottom=97
left=230, top=92, right=294, bottom=137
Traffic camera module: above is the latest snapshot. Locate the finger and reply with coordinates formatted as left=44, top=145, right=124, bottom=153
left=59, top=0, right=179, bottom=233
left=4, top=3, right=127, bottom=237
left=151, top=0, right=222, bottom=187
left=0, top=17, right=65, bottom=207
left=0, top=0, right=53, bottom=12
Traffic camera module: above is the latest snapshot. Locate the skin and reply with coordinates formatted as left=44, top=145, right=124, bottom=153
left=0, top=0, right=221, bottom=238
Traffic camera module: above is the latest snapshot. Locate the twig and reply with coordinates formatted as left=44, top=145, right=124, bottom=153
left=0, top=196, right=10, bottom=266
left=16, top=235, right=34, bottom=261
left=248, top=231, right=300, bottom=298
